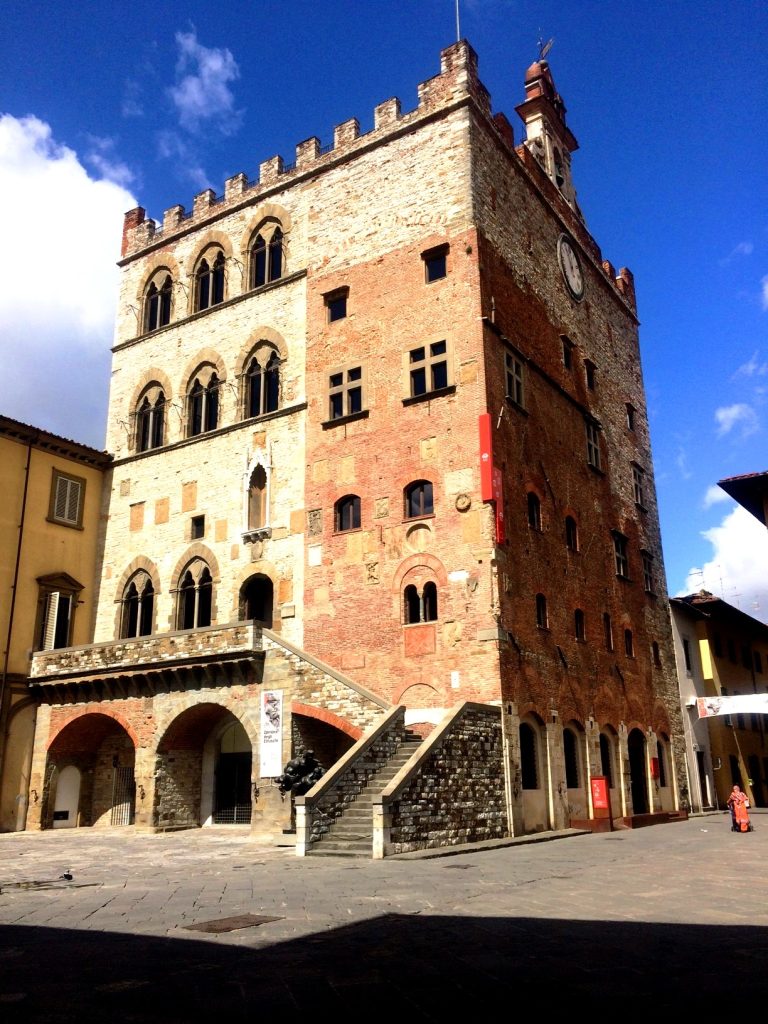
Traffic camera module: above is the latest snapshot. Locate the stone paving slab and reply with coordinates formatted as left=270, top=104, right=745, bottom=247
left=1, top=812, right=766, bottom=1019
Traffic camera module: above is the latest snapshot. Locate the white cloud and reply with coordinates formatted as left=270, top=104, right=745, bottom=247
left=168, top=29, right=241, bottom=135
left=762, top=275, right=768, bottom=311
left=733, top=351, right=768, bottom=378
left=84, top=135, right=136, bottom=188
left=0, top=114, right=136, bottom=447
left=719, top=240, right=753, bottom=266
left=715, top=403, right=759, bottom=439
left=702, top=485, right=731, bottom=509
left=156, top=130, right=210, bottom=190
left=680, top=506, right=768, bottom=623
left=675, top=445, right=693, bottom=480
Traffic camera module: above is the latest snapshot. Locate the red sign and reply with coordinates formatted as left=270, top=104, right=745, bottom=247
left=650, top=757, right=659, bottom=779
left=591, top=776, right=609, bottom=811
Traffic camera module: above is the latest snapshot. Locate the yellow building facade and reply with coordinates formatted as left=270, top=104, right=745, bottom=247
left=0, top=417, right=110, bottom=831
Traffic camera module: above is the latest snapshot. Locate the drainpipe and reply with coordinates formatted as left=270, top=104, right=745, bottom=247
left=0, top=437, right=34, bottom=777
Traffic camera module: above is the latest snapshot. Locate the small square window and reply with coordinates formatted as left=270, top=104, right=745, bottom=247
left=325, top=289, right=348, bottom=323
left=191, top=515, right=205, bottom=539
left=409, top=341, right=448, bottom=397
left=423, top=245, right=448, bottom=283
left=329, top=365, right=364, bottom=420
left=48, top=469, right=85, bottom=529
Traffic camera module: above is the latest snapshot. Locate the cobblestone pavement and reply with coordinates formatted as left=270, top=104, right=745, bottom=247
left=1, top=812, right=766, bottom=1021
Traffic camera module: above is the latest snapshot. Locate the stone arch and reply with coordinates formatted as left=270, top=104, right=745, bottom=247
left=230, top=560, right=279, bottom=619
left=291, top=701, right=362, bottom=740
left=169, top=543, right=221, bottom=592
left=153, top=698, right=260, bottom=756
left=182, top=229, right=234, bottom=280
left=234, top=326, right=288, bottom=379
left=651, top=701, right=672, bottom=738
left=395, top=682, right=441, bottom=707
left=238, top=202, right=293, bottom=253
left=153, top=700, right=259, bottom=829
left=47, top=709, right=139, bottom=751
left=392, top=553, right=449, bottom=592
left=127, top=368, right=174, bottom=421
left=135, top=253, right=181, bottom=304
left=179, top=348, right=228, bottom=389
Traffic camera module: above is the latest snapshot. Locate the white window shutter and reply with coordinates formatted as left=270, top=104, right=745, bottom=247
left=43, top=592, right=60, bottom=650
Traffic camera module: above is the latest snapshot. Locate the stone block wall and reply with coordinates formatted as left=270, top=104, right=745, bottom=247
left=381, top=702, right=507, bottom=854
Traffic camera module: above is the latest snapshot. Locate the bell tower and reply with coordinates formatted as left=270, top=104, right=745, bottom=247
left=515, top=58, right=580, bottom=214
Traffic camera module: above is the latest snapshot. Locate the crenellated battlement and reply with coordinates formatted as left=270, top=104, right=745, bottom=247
left=121, top=39, right=490, bottom=260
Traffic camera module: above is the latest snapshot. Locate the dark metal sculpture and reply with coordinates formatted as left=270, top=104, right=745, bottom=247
left=277, top=750, right=324, bottom=798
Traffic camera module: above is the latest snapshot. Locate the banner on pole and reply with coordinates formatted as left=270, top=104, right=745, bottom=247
left=697, top=694, right=768, bottom=719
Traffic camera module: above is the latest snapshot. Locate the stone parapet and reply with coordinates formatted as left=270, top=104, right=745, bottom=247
left=29, top=622, right=262, bottom=680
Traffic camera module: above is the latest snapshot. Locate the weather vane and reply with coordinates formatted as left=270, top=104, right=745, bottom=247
left=537, top=35, right=554, bottom=61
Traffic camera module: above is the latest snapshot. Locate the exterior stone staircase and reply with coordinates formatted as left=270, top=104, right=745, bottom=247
left=306, top=734, right=422, bottom=858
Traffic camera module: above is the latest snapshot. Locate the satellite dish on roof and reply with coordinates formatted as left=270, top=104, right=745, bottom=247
left=538, top=36, right=554, bottom=60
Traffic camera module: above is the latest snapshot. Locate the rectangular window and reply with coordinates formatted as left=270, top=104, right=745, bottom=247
left=613, top=532, right=629, bottom=579
left=562, top=335, right=574, bottom=370
left=328, top=365, right=364, bottom=420
left=755, top=651, right=763, bottom=674
left=741, top=644, right=752, bottom=670
left=324, top=288, right=348, bottom=322
left=642, top=550, right=654, bottom=594
left=585, top=360, right=596, bottom=390
left=48, top=469, right=85, bottom=529
left=713, top=633, right=723, bottom=658
left=505, top=350, right=525, bottom=408
left=586, top=421, right=601, bottom=469
left=409, top=341, right=448, bottom=397
left=632, top=464, right=646, bottom=508
left=38, top=590, right=73, bottom=651
left=422, top=244, right=448, bottom=283
left=683, top=638, right=692, bottom=672
left=191, top=515, right=205, bottom=540
left=626, top=404, right=636, bottom=431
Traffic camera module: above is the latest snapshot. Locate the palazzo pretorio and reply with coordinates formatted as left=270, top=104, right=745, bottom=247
left=4, top=42, right=689, bottom=855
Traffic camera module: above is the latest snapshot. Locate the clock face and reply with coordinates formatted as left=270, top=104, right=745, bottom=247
left=558, top=235, right=585, bottom=301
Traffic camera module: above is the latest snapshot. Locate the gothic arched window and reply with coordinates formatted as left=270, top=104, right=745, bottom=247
left=246, top=350, right=280, bottom=418
left=121, top=572, right=155, bottom=638
left=250, top=225, right=284, bottom=288
left=178, top=560, right=213, bottom=630
left=136, top=386, right=165, bottom=452
left=144, top=273, right=172, bottom=333
left=196, top=251, right=225, bottom=311
left=187, top=371, right=220, bottom=436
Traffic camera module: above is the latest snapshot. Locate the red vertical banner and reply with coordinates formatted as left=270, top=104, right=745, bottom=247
left=479, top=413, right=493, bottom=500
left=493, top=466, right=505, bottom=542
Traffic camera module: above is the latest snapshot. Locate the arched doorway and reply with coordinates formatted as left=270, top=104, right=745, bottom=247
left=627, top=728, right=649, bottom=814
left=240, top=573, right=274, bottom=627
left=46, top=714, right=136, bottom=828
left=155, top=704, right=254, bottom=829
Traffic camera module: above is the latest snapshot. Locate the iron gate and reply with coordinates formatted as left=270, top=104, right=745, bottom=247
left=110, top=766, right=135, bottom=826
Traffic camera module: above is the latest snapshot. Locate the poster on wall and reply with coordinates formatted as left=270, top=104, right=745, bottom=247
left=260, top=689, right=283, bottom=776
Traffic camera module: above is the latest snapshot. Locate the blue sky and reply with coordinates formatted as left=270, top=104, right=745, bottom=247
left=1, top=1, right=767, bottom=616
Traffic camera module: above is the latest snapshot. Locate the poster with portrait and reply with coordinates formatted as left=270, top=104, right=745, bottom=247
left=260, top=689, right=283, bottom=776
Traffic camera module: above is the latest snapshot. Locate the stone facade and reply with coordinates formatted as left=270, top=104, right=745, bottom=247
left=25, top=40, right=687, bottom=841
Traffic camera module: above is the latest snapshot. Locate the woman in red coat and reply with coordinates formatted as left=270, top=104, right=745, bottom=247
left=727, top=785, right=751, bottom=833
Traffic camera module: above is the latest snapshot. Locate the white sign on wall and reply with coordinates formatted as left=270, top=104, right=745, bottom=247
left=260, top=689, right=284, bottom=777
left=697, top=694, right=768, bottom=719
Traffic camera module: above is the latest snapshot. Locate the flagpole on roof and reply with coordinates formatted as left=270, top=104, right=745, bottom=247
left=455, top=0, right=461, bottom=42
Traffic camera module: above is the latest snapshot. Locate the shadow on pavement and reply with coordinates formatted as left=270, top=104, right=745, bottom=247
left=2, top=912, right=767, bottom=1021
